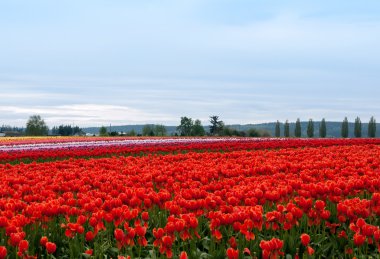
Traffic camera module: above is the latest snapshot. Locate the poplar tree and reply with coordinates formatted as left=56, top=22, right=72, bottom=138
left=295, top=118, right=301, bottom=138
left=354, top=116, right=362, bottom=138
left=368, top=116, right=376, bottom=138
left=275, top=120, right=281, bottom=137
left=307, top=119, right=314, bottom=138
left=341, top=117, right=349, bottom=138
left=284, top=120, right=290, bottom=137
left=319, top=118, right=326, bottom=138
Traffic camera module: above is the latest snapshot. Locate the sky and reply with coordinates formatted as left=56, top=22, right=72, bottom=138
left=1, top=0, right=380, bottom=127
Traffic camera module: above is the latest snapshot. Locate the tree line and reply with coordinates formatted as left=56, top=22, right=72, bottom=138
left=274, top=116, right=377, bottom=138
left=51, top=125, right=84, bottom=136
left=0, top=115, right=84, bottom=136
left=2, top=114, right=377, bottom=137
left=97, top=115, right=271, bottom=137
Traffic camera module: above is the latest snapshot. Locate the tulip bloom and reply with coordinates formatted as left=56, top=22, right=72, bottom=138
left=226, top=248, right=239, bottom=259
left=300, top=233, right=311, bottom=246
left=0, top=246, right=7, bottom=259
left=45, top=242, right=57, bottom=254
left=18, top=240, right=29, bottom=254
left=40, top=236, right=48, bottom=247
left=179, top=251, right=188, bottom=259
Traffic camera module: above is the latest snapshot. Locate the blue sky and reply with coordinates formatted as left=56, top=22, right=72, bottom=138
left=1, top=0, right=379, bottom=127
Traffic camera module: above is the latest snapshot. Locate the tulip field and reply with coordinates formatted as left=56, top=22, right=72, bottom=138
left=0, top=137, right=380, bottom=259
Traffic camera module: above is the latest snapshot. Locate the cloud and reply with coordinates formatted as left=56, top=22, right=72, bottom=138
left=0, top=1, right=379, bottom=127
left=0, top=72, right=379, bottom=127
left=0, top=104, right=174, bottom=127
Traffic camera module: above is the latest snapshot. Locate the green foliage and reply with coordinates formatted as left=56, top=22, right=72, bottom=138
left=154, top=124, right=167, bottom=136
left=260, top=130, right=271, bottom=137
left=284, top=120, right=290, bottom=138
left=219, top=127, right=243, bottom=137
left=275, top=120, right=281, bottom=137
left=0, top=125, right=24, bottom=133
left=127, top=129, right=136, bottom=136
left=319, top=118, right=326, bottom=138
left=245, top=128, right=271, bottom=137
left=209, top=115, right=224, bottom=136
left=25, top=115, right=49, bottom=136
left=368, top=116, right=376, bottom=138
left=177, top=117, right=194, bottom=136
left=307, top=119, right=314, bottom=138
left=99, top=126, right=108, bottom=136
left=341, top=117, right=349, bottom=138
left=221, top=127, right=234, bottom=136
left=247, top=128, right=260, bottom=137
left=192, top=119, right=205, bottom=136
left=52, top=125, right=83, bottom=136
left=142, top=124, right=155, bottom=136
left=177, top=117, right=206, bottom=136
left=354, top=116, right=362, bottom=138
left=294, top=118, right=301, bottom=138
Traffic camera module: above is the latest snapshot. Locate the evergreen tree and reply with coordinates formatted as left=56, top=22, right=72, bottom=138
left=284, top=120, right=290, bottom=138
left=294, top=118, right=301, bottom=138
left=51, top=126, right=58, bottom=135
left=307, top=119, right=314, bottom=138
left=368, top=116, right=376, bottom=138
left=341, top=117, right=349, bottom=138
left=319, top=118, right=326, bottom=138
left=275, top=120, right=281, bottom=137
left=354, top=116, right=362, bottom=138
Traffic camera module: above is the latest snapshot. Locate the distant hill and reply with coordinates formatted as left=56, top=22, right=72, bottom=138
left=83, top=121, right=379, bottom=138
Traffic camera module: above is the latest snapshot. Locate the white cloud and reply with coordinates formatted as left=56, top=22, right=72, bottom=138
left=0, top=2, right=379, bottom=127
left=0, top=104, right=174, bottom=127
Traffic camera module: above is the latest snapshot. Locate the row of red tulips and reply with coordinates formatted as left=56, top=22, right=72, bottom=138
left=0, top=142, right=380, bottom=257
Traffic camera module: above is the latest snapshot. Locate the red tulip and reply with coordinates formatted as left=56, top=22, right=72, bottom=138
left=307, top=246, right=314, bottom=255
left=0, top=246, right=7, bottom=259
left=226, top=248, right=239, bottom=259
left=85, top=249, right=93, bottom=255
left=114, top=228, right=124, bottom=242
left=18, top=239, right=29, bottom=253
left=85, top=231, right=95, bottom=242
left=45, top=242, right=57, bottom=254
left=40, top=236, right=48, bottom=247
left=179, top=251, right=188, bottom=259
left=353, top=233, right=366, bottom=246
left=300, top=233, right=311, bottom=246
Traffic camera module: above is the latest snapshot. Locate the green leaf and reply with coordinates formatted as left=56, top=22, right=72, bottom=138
left=199, top=252, right=212, bottom=258
left=286, top=254, right=293, bottom=259
left=110, top=247, right=119, bottom=254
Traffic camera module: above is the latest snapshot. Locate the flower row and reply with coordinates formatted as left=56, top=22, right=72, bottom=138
left=1, top=138, right=379, bottom=164
left=0, top=143, right=380, bottom=257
